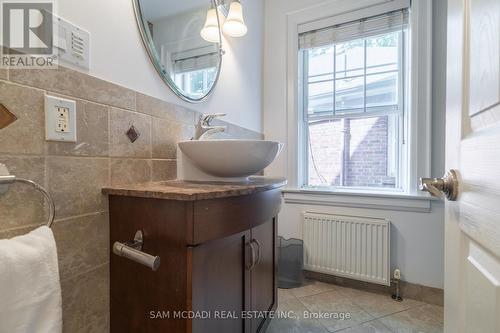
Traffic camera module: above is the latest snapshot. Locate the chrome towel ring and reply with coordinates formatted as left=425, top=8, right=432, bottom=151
left=0, top=164, right=55, bottom=228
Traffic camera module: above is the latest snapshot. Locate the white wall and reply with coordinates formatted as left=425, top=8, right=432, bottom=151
left=151, top=9, right=208, bottom=54
left=263, top=0, right=447, bottom=289
left=54, top=0, right=264, bottom=132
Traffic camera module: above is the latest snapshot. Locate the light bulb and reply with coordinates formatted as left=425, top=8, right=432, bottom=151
left=200, top=8, right=221, bottom=43
left=222, top=1, right=247, bottom=37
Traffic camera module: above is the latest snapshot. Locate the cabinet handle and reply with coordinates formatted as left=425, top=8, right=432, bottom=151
left=247, top=241, right=256, bottom=270
left=247, top=239, right=261, bottom=271
left=253, top=239, right=261, bottom=267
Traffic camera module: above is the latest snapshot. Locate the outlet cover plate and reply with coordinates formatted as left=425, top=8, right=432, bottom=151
left=45, top=95, right=77, bottom=142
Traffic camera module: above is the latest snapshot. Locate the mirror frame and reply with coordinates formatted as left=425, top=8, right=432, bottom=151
left=132, top=0, right=223, bottom=103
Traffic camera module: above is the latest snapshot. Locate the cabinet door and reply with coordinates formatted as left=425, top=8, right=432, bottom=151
left=190, top=230, right=252, bottom=333
left=250, top=218, right=278, bottom=333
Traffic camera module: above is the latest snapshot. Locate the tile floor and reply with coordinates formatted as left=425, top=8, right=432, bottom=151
left=267, top=281, right=443, bottom=333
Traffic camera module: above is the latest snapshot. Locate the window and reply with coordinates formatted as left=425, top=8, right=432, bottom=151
left=170, top=46, right=219, bottom=98
left=298, top=10, right=408, bottom=191
left=175, top=67, right=217, bottom=98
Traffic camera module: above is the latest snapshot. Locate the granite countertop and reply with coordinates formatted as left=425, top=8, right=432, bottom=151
left=102, top=177, right=287, bottom=201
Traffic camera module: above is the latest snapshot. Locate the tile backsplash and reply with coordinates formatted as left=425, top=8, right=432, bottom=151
left=0, top=66, right=261, bottom=332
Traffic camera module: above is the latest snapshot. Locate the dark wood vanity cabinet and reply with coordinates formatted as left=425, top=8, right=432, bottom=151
left=108, top=187, right=282, bottom=333
left=191, top=218, right=277, bottom=333
left=250, top=220, right=277, bottom=332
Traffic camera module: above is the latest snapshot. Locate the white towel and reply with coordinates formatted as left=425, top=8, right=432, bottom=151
left=0, top=226, right=62, bottom=333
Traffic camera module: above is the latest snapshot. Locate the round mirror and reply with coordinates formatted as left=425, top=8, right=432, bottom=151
left=133, top=0, right=223, bottom=103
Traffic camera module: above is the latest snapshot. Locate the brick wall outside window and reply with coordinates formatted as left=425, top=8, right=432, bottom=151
left=308, top=115, right=396, bottom=188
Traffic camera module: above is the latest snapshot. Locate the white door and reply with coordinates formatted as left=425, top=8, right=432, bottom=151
left=443, top=0, right=500, bottom=332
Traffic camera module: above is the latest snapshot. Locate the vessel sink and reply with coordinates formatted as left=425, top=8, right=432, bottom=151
left=177, top=140, right=283, bottom=181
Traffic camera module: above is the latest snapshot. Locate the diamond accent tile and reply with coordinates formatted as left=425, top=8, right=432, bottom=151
left=0, top=103, right=17, bottom=129
left=126, top=125, right=140, bottom=143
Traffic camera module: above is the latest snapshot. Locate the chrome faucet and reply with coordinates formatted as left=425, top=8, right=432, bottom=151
left=193, top=113, right=227, bottom=140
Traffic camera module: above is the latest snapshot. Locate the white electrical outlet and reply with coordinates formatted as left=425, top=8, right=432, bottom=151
left=55, top=107, right=70, bottom=133
left=45, top=95, right=77, bottom=142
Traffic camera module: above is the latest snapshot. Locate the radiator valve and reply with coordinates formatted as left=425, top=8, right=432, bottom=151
left=391, top=269, right=403, bottom=302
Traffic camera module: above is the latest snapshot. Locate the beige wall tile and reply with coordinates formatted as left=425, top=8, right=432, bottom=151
left=82, top=313, right=109, bottom=333
left=48, top=157, right=109, bottom=219
left=152, top=118, right=178, bottom=159
left=62, top=264, right=109, bottom=333
left=48, top=101, right=109, bottom=157
left=136, top=92, right=196, bottom=125
left=0, top=68, right=8, bottom=80
left=151, top=159, right=177, bottom=181
left=52, top=212, right=109, bottom=281
left=10, top=66, right=135, bottom=111
left=109, top=108, right=151, bottom=158
left=209, top=118, right=260, bottom=140
left=210, top=117, right=262, bottom=140
left=152, top=117, right=194, bottom=159
left=400, top=281, right=444, bottom=306
left=0, top=82, right=45, bottom=154
left=110, top=159, right=151, bottom=185
left=172, top=105, right=197, bottom=126
left=0, top=225, right=37, bottom=239
left=0, top=156, right=46, bottom=230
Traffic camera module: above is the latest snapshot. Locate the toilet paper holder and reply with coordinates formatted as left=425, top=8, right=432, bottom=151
left=113, top=230, right=161, bottom=271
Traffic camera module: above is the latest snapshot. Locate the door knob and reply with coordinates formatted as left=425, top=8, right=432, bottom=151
left=419, top=169, right=459, bottom=201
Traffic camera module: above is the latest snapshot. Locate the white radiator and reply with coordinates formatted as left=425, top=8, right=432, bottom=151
left=303, top=212, right=391, bottom=286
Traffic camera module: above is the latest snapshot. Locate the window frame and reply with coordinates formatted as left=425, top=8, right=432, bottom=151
left=285, top=0, right=433, bottom=199
left=299, top=30, right=408, bottom=192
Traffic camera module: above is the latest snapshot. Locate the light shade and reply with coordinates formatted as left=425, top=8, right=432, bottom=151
left=222, top=1, right=247, bottom=37
left=200, top=8, right=220, bottom=43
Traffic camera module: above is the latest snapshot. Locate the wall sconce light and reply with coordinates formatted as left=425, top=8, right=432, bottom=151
left=222, top=0, right=247, bottom=37
left=201, top=0, right=247, bottom=43
left=200, top=6, right=221, bottom=43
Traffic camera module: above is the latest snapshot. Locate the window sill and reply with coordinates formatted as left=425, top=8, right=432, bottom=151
left=282, top=188, right=438, bottom=213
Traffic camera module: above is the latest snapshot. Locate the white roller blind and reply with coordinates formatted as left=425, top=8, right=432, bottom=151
left=299, top=9, right=409, bottom=50
left=171, top=45, right=219, bottom=73
left=173, top=53, right=218, bottom=73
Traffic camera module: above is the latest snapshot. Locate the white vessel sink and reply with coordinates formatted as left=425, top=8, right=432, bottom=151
left=177, top=140, right=283, bottom=182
